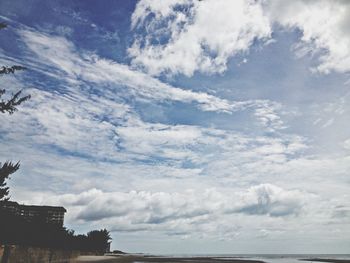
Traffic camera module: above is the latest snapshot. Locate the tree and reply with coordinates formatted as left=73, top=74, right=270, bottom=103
left=87, top=229, right=112, bottom=253
left=0, top=66, right=31, bottom=114
left=0, top=22, right=30, bottom=202
left=0, top=161, right=20, bottom=202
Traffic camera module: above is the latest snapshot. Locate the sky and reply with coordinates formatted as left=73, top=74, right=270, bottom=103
left=0, top=0, right=349, bottom=254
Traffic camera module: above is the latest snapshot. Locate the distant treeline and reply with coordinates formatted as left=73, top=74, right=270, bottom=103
left=0, top=207, right=111, bottom=254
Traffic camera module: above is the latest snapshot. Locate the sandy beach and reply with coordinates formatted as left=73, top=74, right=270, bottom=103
left=74, top=255, right=350, bottom=263
left=74, top=255, right=265, bottom=263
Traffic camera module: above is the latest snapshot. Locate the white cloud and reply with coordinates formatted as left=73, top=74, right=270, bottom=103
left=129, top=0, right=350, bottom=76
left=266, top=0, right=350, bottom=74
left=0, top=88, right=130, bottom=160
left=19, top=29, right=234, bottom=113
left=0, top=31, right=293, bottom=175
left=322, top=118, right=334, bottom=128
left=236, top=184, right=305, bottom=217
left=0, top=89, right=296, bottom=171
left=252, top=100, right=285, bottom=132
left=116, top=122, right=202, bottom=160
left=0, top=28, right=291, bottom=163
left=344, top=139, right=350, bottom=150
left=40, top=184, right=307, bottom=236
left=129, top=0, right=271, bottom=76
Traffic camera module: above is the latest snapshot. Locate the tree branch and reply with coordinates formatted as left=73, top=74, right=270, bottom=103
left=0, top=161, right=20, bottom=201
left=0, top=65, right=27, bottom=75
left=0, top=89, right=31, bottom=114
left=0, top=22, right=7, bottom=30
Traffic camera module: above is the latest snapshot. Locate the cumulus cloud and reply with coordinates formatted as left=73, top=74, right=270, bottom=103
left=129, top=0, right=271, bottom=76
left=129, top=0, right=350, bottom=76
left=266, top=0, right=350, bottom=74
left=45, top=184, right=306, bottom=236
left=236, top=184, right=304, bottom=217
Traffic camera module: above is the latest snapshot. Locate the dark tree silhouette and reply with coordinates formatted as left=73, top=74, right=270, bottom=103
left=87, top=229, right=112, bottom=253
left=0, top=66, right=31, bottom=114
left=0, top=161, right=20, bottom=202
left=0, top=22, right=7, bottom=30
left=0, top=65, right=27, bottom=74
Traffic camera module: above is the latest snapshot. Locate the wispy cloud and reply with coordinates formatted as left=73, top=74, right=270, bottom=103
left=18, top=29, right=235, bottom=113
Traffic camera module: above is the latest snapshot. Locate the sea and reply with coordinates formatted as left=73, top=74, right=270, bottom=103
left=216, top=254, right=350, bottom=263
left=158, top=254, right=350, bottom=263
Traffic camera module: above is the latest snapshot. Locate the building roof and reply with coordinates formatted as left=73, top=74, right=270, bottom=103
left=2, top=201, right=67, bottom=212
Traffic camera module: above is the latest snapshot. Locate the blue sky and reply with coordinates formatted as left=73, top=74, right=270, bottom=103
left=0, top=0, right=350, bottom=254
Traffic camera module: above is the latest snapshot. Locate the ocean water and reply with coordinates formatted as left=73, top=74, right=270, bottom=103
left=230, top=254, right=350, bottom=263
left=154, top=254, right=350, bottom=263
left=207, top=254, right=350, bottom=263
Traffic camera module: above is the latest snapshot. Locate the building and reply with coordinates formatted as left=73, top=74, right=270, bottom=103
left=0, top=201, right=66, bottom=226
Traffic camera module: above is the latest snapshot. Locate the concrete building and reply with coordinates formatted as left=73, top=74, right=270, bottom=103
left=0, top=201, right=66, bottom=226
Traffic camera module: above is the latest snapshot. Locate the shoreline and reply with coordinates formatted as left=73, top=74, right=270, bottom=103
left=74, top=255, right=265, bottom=263
left=74, top=255, right=350, bottom=263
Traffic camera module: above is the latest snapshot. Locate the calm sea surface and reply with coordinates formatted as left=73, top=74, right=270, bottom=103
left=231, top=254, right=350, bottom=263
left=153, top=254, right=350, bottom=263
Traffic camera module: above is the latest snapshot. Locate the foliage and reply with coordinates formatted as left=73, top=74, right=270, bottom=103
left=0, top=162, right=20, bottom=202
left=0, top=208, right=111, bottom=253
left=0, top=65, right=27, bottom=74
left=0, top=22, right=7, bottom=30
left=87, top=229, right=112, bottom=253
left=0, top=66, right=31, bottom=114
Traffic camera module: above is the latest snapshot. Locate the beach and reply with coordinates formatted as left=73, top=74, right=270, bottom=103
left=74, top=255, right=265, bottom=263
left=74, top=255, right=350, bottom=263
